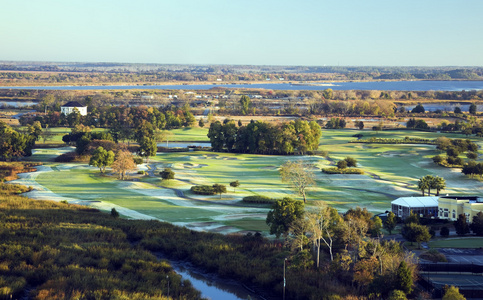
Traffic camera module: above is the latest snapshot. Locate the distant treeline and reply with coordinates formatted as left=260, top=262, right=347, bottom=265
left=1, top=64, right=482, bottom=84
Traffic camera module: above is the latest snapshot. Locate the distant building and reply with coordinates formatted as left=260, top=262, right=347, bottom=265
left=391, top=196, right=439, bottom=219
left=61, top=101, right=87, bottom=116
left=438, top=196, right=483, bottom=222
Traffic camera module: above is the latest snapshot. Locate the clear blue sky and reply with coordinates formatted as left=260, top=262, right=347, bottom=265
left=1, top=0, right=482, bottom=66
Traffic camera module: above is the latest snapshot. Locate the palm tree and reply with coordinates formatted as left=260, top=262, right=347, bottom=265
left=417, top=176, right=432, bottom=196
left=431, top=176, right=446, bottom=196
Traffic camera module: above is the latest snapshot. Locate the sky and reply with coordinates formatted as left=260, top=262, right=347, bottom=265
left=1, top=0, right=483, bottom=66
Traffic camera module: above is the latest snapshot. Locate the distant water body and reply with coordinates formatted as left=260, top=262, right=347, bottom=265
left=1, top=81, right=483, bottom=91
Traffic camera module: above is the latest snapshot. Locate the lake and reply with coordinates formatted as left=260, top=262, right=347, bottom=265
left=1, top=80, right=483, bottom=91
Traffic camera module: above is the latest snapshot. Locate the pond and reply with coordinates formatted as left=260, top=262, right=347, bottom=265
left=402, top=102, right=482, bottom=112
left=0, top=100, right=37, bottom=108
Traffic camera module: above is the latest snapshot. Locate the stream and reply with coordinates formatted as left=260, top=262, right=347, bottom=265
left=156, top=253, right=265, bottom=300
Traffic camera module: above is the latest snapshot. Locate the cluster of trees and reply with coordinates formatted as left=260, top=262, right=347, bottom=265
left=208, top=119, right=321, bottom=154
left=417, top=175, right=446, bottom=196
left=0, top=121, right=35, bottom=160
left=406, top=118, right=429, bottom=130
left=432, top=137, right=479, bottom=168
left=266, top=200, right=417, bottom=298
left=325, top=117, right=346, bottom=129
left=454, top=212, right=483, bottom=236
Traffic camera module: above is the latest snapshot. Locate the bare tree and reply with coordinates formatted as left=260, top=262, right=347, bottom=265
left=279, top=160, right=315, bottom=203
left=306, top=202, right=342, bottom=264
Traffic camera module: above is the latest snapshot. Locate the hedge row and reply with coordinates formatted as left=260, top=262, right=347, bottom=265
left=242, top=195, right=276, bottom=204
left=190, top=185, right=216, bottom=195
left=322, top=167, right=364, bottom=174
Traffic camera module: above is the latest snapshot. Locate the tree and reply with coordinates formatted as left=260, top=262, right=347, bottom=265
left=466, top=151, right=478, bottom=160
left=138, top=136, right=157, bottom=163
left=322, top=88, right=333, bottom=100
left=417, top=176, right=431, bottom=196
left=266, top=198, right=304, bottom=238
left=229, top=180, right=240, bottom=192
left=27, top=121, right=43, bottom=141
left=454, top=106, right=462, bottom=114
left=337, top=160, right=348, bottom=169
left=279, top=161, right=315, bottom=203
left=89, top=147, right=115, bottom=174
left=306, top=203, right=342, bottom=264
left=384, top=212, right=397, bottom=234
left=430, top=176, right=446, bottom=196
left=198, top=118, right=205, bottom=127
left=442, top=285, right=466, bottom=300
left=395, top=261, right=413, bottom=295
left=411, top=103, right=425, bottom=113
left=240, top=95, right=251, bottom=115
left=454, top=214, right=470, bottom=236
left=212, top=183, right=226, bottom=199
left=372, top=216, right=383, bottom=237
left=344, top=156, right=357, bottom=167
left=111, top=208, right=120, bottom=218
left=469, top=103, right=477, bottom=115
left=354, top=121, right=364, bottom=130
left=470, top=212, right=483, bottom=236
left=111, top=151, right=137, bottom=180
left=401, top=223, right=431, bottom=248
left=160, top=168, right=175, bottom=180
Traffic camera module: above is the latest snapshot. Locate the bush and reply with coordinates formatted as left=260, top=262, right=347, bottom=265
left=190, top=185, right=216, bottom=195
left=420, top=249, right=447, bottom=262
left=440, top=226, right=450, bottom=237
left=242, top=195, right=276, bottom=204
left=322, top=167, right=364, bottom=175
left=137, top=170, right=145, bottom=175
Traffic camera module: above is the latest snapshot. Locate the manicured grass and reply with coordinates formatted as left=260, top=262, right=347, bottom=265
left=168, top=127, right=209, bottom=141
left=35, top=167, right=223, bottom=222
left=27, top=128, right=483, bottom=233
left=429, top=237, right=483, bottom=248
left=224, top=218, right=270, bottom=231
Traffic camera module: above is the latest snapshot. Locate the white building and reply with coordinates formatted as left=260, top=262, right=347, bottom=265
left=391, top=196, right=439, bottom=219
left=61, top=101, right=87, bottom=116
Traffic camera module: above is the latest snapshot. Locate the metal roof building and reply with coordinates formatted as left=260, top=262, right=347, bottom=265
left=391, top=196, right=439, bottom=219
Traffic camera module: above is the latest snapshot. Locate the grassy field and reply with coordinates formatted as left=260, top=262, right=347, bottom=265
left=23, top=128, right=483, bottom=233
left=429, top=237, right=483, bottom=248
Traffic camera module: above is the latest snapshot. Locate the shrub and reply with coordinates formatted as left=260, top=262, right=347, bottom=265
left=242, top=195, right=276, bottom=204
left=420, top=249, right=447, bottom=262
left=190, top=185, right=216, bottom=195
left=137, top=170, right=145, bottom=175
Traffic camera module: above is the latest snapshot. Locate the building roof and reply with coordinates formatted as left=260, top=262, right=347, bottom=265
left=391, top=196, right=439, bottom=208
left=62, top=101, right=85, bottom=107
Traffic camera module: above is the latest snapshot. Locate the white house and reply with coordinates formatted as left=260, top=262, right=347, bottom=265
left=61, top=101, right=87, bottom=116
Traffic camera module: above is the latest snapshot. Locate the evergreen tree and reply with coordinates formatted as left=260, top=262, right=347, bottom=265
left=395, top=261, right=413, bottom=295
left=454, top=214, right=470, bottom=236
left=469, top=103, right=477, bottom=115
